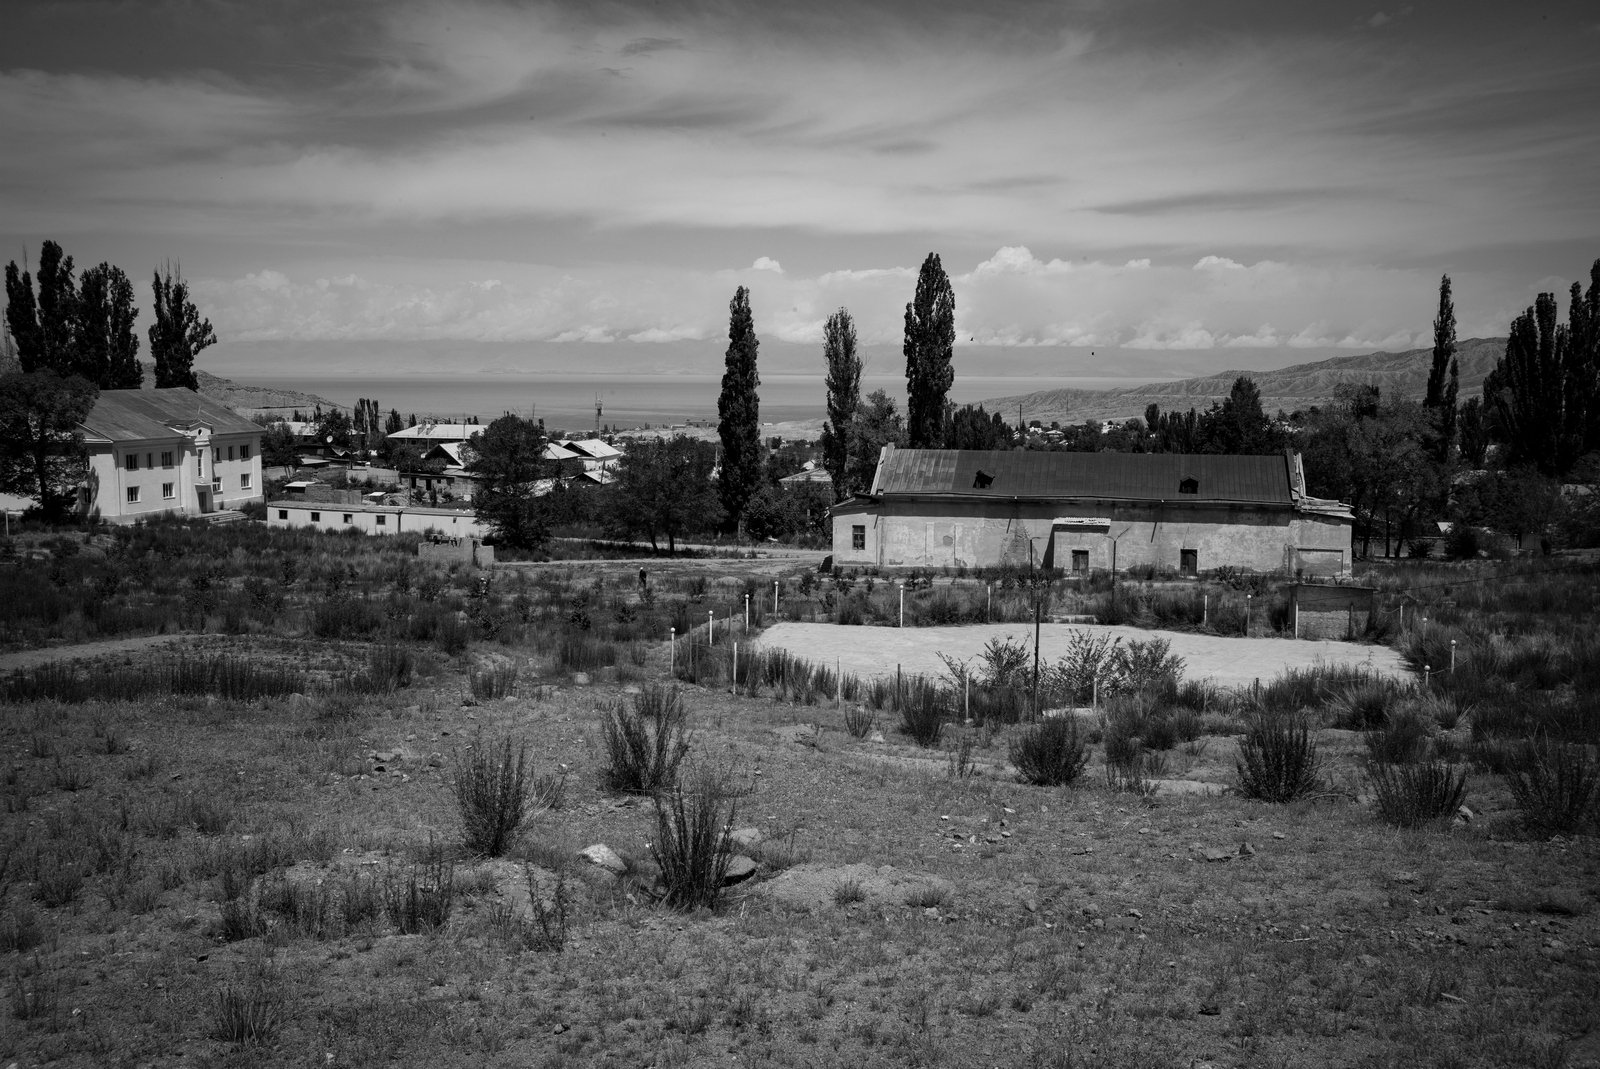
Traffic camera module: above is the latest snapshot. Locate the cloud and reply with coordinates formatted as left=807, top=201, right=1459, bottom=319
left=193, top=248, right=1456, bottom=356
left=751, top=256, right=783, bottom=273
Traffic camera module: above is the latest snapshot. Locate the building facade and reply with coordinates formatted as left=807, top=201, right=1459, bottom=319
left=267, top=500, right=490, bottom=540
left=832, top=447, right=1353, bottom=577
left=79, top=390, right=264, bottom=523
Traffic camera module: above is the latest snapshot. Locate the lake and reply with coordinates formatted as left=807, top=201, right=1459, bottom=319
left=232, top=373, right=1141, bottom=430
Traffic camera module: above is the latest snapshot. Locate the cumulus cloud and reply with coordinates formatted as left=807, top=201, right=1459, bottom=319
left=193, top=247, right=1455, bottom=355
left=751, top=257, right=783, bottom=273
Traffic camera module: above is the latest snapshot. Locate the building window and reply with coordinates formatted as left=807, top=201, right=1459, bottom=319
left=126, top=486, right=140, bottom=504
left=212, top=476, right=221, bottom=494
left=161, top=451, right=173, bottom=467
left=278, top=509, right=288, bottom=520
left=240, top=444, right=251, bottom=461
left=125, top=454, right=138, bottom=471
left=241, top=474, right=252, bottom=490
left=1181, top=549, right=1198, bottom=575
left=343, top=513, right=354, bottom=524
left=228, top=445, right=235, bottom=460
left=310, top=511, right=320, bottom=521
left=376, top=515, right=386, bottom=526
left=851, top=525, right=866, bottom=551
left=147, top=453, right=153, bottom=468
left=196, top=457, right=203, bottom=477
left=214, top=448, right=221, bottom=462
left=1072, top=550, right=1089, bottom=574
left=162, top=483, right=175, bottom=500
left=1179, top=477, right=1198, bottom=495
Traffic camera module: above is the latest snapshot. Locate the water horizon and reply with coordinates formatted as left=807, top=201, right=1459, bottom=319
left=231, top=372, right=1148, bottom=430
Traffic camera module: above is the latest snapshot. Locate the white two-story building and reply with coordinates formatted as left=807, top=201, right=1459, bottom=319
left=78, top=389, right=264, bottom=523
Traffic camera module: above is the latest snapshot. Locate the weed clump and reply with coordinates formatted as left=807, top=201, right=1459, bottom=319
left=451, top=733, right=543, bottom=857
left=898, top=678, right=948, bottom=748
left=1502, top=737, right=1600, bottom=836
left=650, top=774, right=737, bottom=911
left=1236, top=714, right=1321, bottom=802
left=603, top=684, right=691, bottom=793
left=1009, top=717, right=1090, bottom=787
left=1366, top=760, right=1468, bottom=827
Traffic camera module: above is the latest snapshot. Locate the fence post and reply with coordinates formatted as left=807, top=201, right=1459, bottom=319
left=837, top=657, right=842, bottom=707
left=670, top=627, right=675, bottom=676
left=987, top=582, right=993, bottom=623
left=708, top=609, right=715, bottom=645
left=1450, top=639, right=1456, bottom=673
left=899, top=582, right=906, bottom=628
left=745, top=593, right=750, bottom=632
left=1203, top=594, right=1208, bottom=626
left=773, top=580, right=779, bottom=617
left=733, top=642, right=738, bottom=694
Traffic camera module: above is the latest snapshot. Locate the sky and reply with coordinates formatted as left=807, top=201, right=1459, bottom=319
left=2, top=0, right=1598, bottom=381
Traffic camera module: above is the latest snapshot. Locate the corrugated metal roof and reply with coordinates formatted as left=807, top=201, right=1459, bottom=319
left=80, top=389, right=262, bottom=442
left=873, top=448, right=1292, bottom=504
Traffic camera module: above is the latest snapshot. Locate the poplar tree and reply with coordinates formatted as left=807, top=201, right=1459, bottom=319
left=819, top=307, right=861, bottom=496
left=1485, top=264, right=1599, bottom=477
left=77, top=263, right=142, bottom=389
left=1424, top=274, right=1459, bottom=462
left=149, top=263, right=215, bottom=390
left=903, top=253, right=955, bottom=448
left=717, top=286, right=763, bottom=532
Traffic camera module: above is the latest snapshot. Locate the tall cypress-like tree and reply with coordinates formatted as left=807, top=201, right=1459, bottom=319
left=819, top=307, right=861, bottom=497
left=1424, top=274, right=1459, bottom=462
left=3, top=261, right=42, bottom=373
left=77, top=263, right=142, bottom=389
left=1484, top=260, right=1600, bottom=477
left=717, top=286, right=763, bottom=532
left=35, top=241, right=78, bottom=377
left=149, top=263, right=215, bottom=390
left=903, top=253, right=955, bottom=448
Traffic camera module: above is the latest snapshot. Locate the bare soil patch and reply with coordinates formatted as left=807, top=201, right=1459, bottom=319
left=756, top=621, right=1408, bottom=688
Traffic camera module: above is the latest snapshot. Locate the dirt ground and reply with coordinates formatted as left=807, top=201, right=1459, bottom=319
left=755, top=621, right=1409, bottom=689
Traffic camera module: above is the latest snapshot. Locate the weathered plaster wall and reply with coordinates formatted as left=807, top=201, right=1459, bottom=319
left=833, top=499, right=1351, bottom=575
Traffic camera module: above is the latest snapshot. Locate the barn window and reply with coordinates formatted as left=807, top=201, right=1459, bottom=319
left=1071, top=550, right=1089, bottom=574
left=278, top=510, right=288, bottom=520
left=1181, top=549, right=1198, bottom=575
left=1179, top=477, right=1198, bottom=494
left=973, top=470, right=994, bottom=489
left=851, top=525, right=865, bottom=551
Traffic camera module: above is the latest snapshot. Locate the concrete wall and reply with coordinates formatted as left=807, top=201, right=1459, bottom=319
left=1291, top=584, right=1374, bottom=639
left=833, top=498, right=1351, bottom=576
left=417, top=537, right=495, bottom=567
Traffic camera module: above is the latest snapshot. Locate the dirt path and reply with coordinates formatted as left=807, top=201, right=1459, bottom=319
left=0, top=633, right=195, bottom=674
left=755, top=621, right=1407, bottom=689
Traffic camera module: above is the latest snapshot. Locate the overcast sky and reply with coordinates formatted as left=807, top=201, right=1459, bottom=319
left=3, top=0, right=1597, bottom=375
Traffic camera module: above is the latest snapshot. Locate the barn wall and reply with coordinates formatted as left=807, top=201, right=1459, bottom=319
left=832, top=498, right=1351, bottom=575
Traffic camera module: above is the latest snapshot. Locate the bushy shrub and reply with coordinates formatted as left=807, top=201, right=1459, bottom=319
left=1363, top=709, right=1431, bottom=764
left=650, top=775, right=737, bottom=911
left=602, top=684, right=691, bottom=793
left=1010, top=717, right=1090, bottom=787
left=1502, top=738, right=1600, bottom=836
left=468, top=661, right=518, bottom=701
left=1046, top=629, right=1120, bottom=706
left=382, top=848, right=455, bottom=934
left=1366, top=759, right=1468, bottom=828
left=451, top=734, right=540, bottom=856
left=1236, top=714, right=1321, bottom=802
left=1327, top=681, right=1399, bottom=730
left=1110, top=637, right=1185, bottom=700
left=898, top=678, right=948, bottom=748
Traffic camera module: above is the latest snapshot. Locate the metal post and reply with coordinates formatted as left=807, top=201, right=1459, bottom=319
left=708, top=609, right=715, bottom=644
left=837, top=658, right=842, bottom=707
left=773, top=580, right=779, bottom=617
left=1450, top=640, right=1456, bottom=673
left=1245, top=594, right=1252, bottom=637
left=899, top=583, right=906, bottom=628
left=670, top=627, right=676, bottom=675
left=1424, top=663, right=1432, bottom=686
left=733, top=642, right=738, bottom=692
left=1032, top=593, right=1042, bottom=719
left=744, top=593, right=750, bottom=632
left=1203, top=594, right=1209, bottom=626
left=987, top=582, right=993, bottom=623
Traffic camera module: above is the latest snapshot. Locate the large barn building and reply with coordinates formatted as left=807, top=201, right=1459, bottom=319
left=831, top=447, right=1353, bottom=577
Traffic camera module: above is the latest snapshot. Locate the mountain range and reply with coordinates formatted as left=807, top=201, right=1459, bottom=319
left=980, top=337, right=1506, bottom=424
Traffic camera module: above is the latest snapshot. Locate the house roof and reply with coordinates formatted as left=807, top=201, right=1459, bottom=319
left=558, top=438, right=622, bottom=460
left=870, top=447, right=1294, bottom=505
left=80, top=388, right=262, bottom=443
left=388, top=423, right=481, bottom=442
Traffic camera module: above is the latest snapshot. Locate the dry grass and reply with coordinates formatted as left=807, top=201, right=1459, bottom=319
left=2, top=543, right=1598, bottom=1069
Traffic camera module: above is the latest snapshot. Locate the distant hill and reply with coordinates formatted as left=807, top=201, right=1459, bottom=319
left=982, top=337, right=1506, bottom=424
left=136, top=369, right=340, bottom=416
